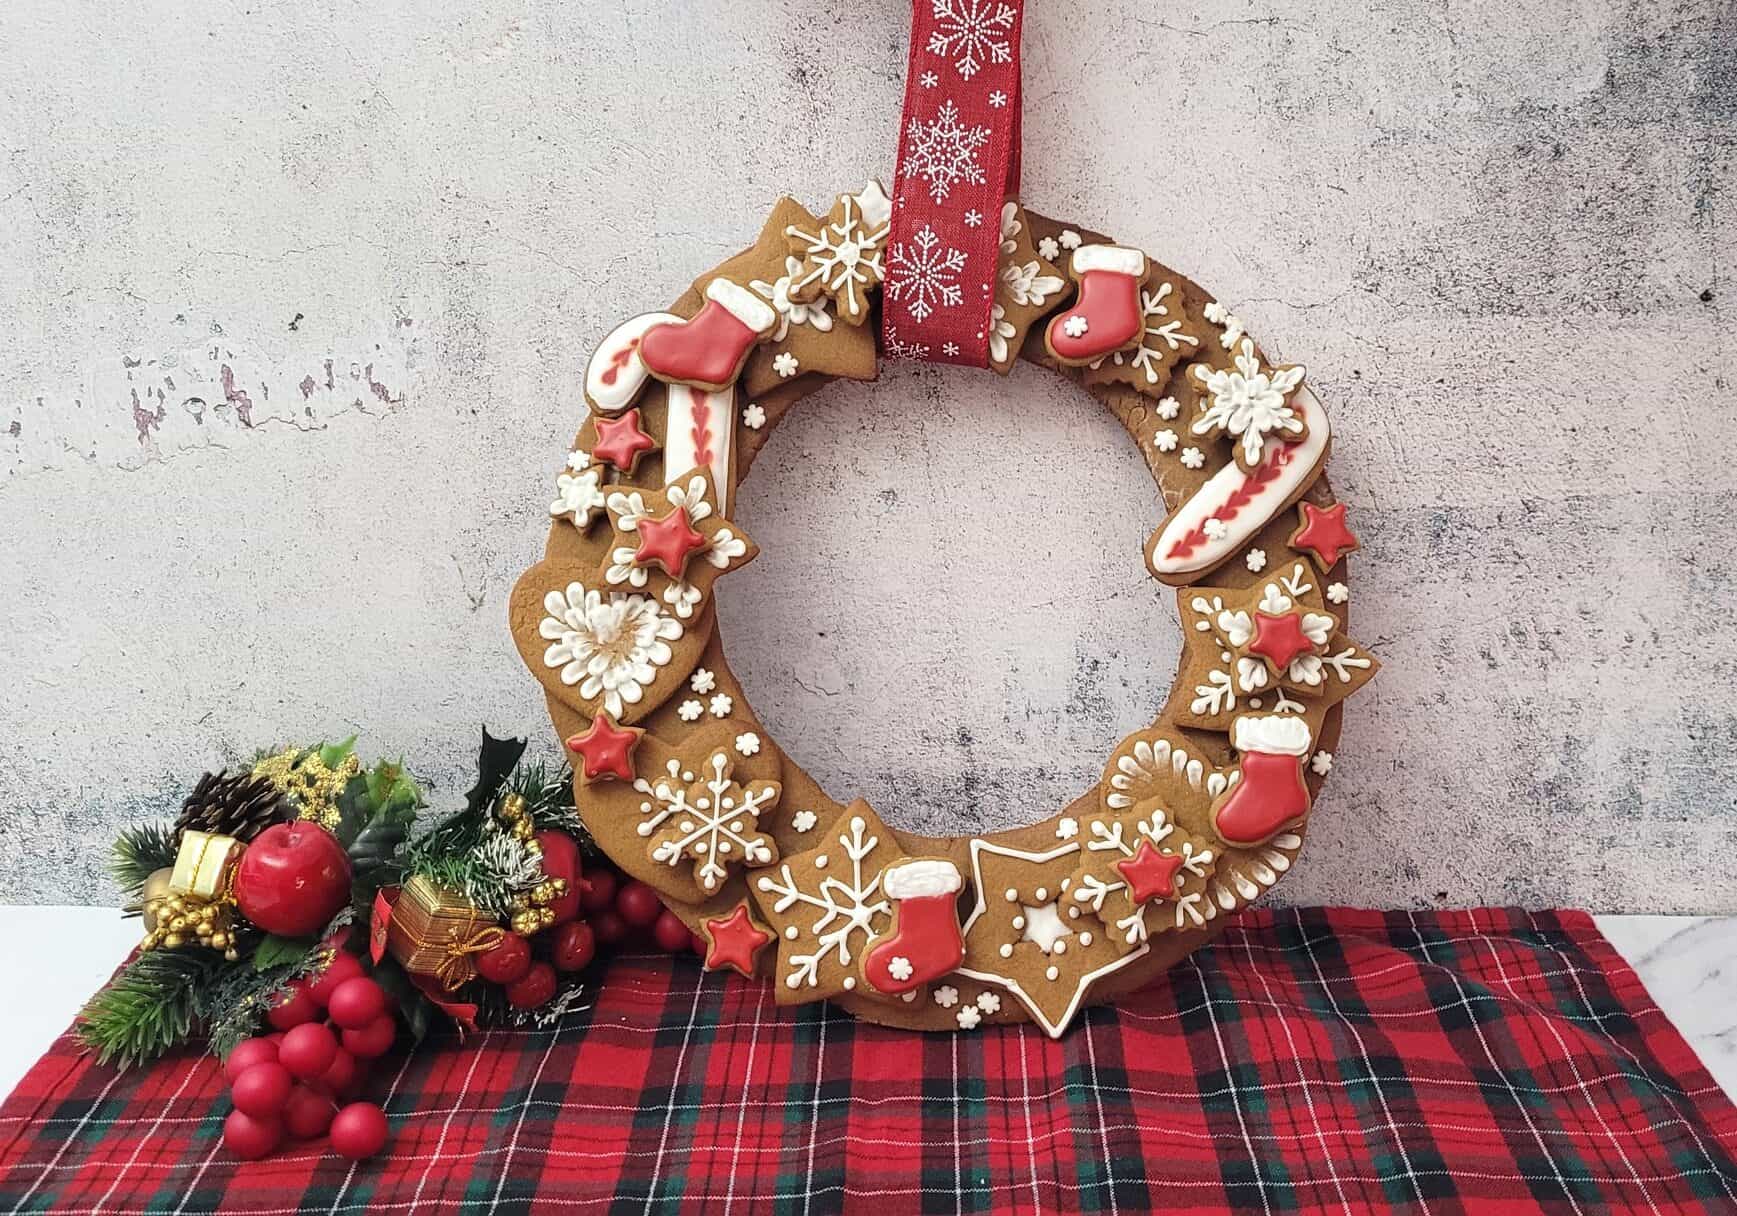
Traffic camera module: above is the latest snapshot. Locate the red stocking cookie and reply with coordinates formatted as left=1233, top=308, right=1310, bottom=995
left=861, top=858, right=965, bottom=996
left=640, top=279, right=778, bottom=392
left=1212, top=715, right=1313, bottom=846
left=1044, top=245, right=1148, bottom=365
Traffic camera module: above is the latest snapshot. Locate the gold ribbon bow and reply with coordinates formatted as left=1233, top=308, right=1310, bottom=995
left=432, top=918, right=506, bottom=992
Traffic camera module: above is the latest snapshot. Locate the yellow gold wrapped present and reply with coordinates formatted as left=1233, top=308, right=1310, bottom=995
left=385, top=874, right=503, bottom=991
left=168, top=830, right=243, bottom=900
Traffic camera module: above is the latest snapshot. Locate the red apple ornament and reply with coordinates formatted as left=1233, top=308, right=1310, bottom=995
left=235, top=822, right=353, bottom=938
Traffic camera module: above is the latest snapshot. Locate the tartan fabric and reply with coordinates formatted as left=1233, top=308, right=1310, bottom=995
left=1, top=908, right=1733, bottom=1215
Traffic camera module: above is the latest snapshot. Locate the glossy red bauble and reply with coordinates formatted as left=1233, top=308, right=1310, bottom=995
left=223, top=1109, right=283, bottom=1160
left=615, top=880, right=662, bottom=929
left=265, top=980, right=320, bottom=1031
left=304, top=951, right=365, bottom=1007
left=234, top=822, right=353, bottom=938
left=278, top=1022, right=339, bottom=1080
left=326, top=977, right=388, bottom=1030
left=283, top=1085, right=335, bottom=1139
left=591, top=909, right=628, bottom=945
left=224, top=1037, right=279, bottom=1083
left=550, top=921, right=596, bottom=973
left=505, top=961, right=556, bottom=1009
left=475, top=932, right=532, bottom=985
left=230, top=1062, right=293, bottom=1118
left=330, top=1102, right=389, bottom=1160
left=341, top=1014, right=397, bottom=1060
left=579, top=869, right=616, bottom=914
left=534, top=830, right=585, bottom=923
left=653, top=909, right=691, bottom=953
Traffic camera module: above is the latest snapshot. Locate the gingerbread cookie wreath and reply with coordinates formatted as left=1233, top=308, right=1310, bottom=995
left=507, top=186, right=1378, bottom=1037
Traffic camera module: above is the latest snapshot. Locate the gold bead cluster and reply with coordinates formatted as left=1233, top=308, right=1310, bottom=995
left=143, top=889, right=240, bottom=961
left=498, top=793, right=568, bottom=936
left=252, top=747, right=362, bottom=832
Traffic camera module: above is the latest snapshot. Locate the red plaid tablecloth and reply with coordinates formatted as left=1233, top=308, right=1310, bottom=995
left=1, top=908, right=1732, bottom=1214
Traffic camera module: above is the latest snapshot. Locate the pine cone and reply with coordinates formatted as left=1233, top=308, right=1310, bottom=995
left=175, top=770, right=293, bottom=842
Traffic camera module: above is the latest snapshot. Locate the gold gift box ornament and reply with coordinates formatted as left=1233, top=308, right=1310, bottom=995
left=169, top=830, right=244, bottom=900
left=145, top=831, right=245, bottom=959
left=385, top=875, right=503, bottom=992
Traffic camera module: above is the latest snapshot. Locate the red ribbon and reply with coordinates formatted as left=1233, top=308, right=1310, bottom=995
left=883, top=0, right=1025, bottom=367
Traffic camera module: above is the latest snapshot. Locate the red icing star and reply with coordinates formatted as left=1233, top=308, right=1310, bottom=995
left=1246, top=611, right=1316, bottom=672
left=1290, top=501, right=1360, bottom=570
left=1115, top=840, right=1185, bottom=904
left=564, top=712, right=643, bottom=784
left=702, top=903, right=771, bottom=976
left=591, top=408, right=658, bottom=472
left=634, top=506, right=709, bottom=578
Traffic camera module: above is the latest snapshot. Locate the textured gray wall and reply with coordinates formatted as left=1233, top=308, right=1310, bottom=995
left=2, top=2, right=1732, bottom=910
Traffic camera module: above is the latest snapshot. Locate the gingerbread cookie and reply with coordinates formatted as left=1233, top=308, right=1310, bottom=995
left=508, top=191, right=1379, bottom=1037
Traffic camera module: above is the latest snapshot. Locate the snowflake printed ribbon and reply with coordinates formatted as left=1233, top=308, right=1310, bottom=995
left=883, top=0, right=1024, bottom=367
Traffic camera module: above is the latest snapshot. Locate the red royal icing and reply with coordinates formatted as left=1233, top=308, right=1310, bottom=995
left=565, top=712, right=643, bottom=784
left=1164, top=441, right=1296, bottom=562
left=703, top=903, right=772, bottom=977
left=1115, top=839, right=1185, bottom=904
left=598, top=339, right=639, bottom=388
left=1292, top=501, right=1360, bottom=569
left=1047, top=268, right=1144, bottom=362
left=591, top=408, right=658, bottom=472
left=633, top=506, right=709, bottom=579
left=1246, top=611, right=1316, bottom=672
left=640, top=301, right=758, bottom=390
left=1215, top=751, right=1311, bottom=846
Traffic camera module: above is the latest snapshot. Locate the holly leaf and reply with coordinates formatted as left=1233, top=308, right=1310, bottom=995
left=365, top=760, right=423, bottom=823
left=465, top=728, right=528, bottom=818
left=318, top=736, right=359, bottom=770
left=252, top=934, right=316, bottom=973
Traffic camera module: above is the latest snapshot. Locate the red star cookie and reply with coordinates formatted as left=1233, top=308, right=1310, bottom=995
left=1115, top=840, right=1186, bottom=904
left=703, top=903, right=774, bottom=977
left=633, top=506, right=709, bottom=578
left=1246, top=611, right=1317, bottom=673
left=591, top=408, right=658, bottom=473
left=1289, top=501, right=1360, bottom=571
left=565, top=712, right=644, bottom=784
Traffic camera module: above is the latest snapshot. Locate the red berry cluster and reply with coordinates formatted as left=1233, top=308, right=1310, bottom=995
left=222, top=955, right=396, bottom=1162
left=572, top=865, right=700, bottom=957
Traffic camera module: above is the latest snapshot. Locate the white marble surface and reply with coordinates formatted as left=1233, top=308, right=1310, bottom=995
left=0, top=908, right=1728, bottom=1108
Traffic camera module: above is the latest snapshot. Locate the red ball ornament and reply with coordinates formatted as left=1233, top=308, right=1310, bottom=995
left=505, top=961, right=556, bottom=1009
left=326, top=977, right=389, bottom=1030
left=550, top=921, right=596, bottom=973
left=340, top=1014, right=397, bottom=1060
left=475, top=932, right=532, bottom=985
left=534, top=830, right=585, bottom=923
left=579, top=869, right=616, bottom=914
left=653, top=909, right=691, bottom=953
left=615, top=880, right=662, bottom=929
left=278, top=1022, right=339, bottom=1080
left=233, top=822, right=353, bottom=938
left=265, top=980, right=319, bottom=1031
left=319, top=1048, right=361, bottom=1098
left=330, top=1102, right=389, bottom=1160
left=591, top=909, right=628, bottom=945
left=223, top=1037, right=279, bottom=1083
left=304, top=950, right=365, bottom=1008
left=230, top=1062, right=293, bottom=1118
left=283, top=1085, right=335, bottom=1139
left=223, top=1109, right=283, bottom=1161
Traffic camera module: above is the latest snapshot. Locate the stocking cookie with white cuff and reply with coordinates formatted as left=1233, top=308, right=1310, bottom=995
left=1044, top=244, right=1148, bottom=365
left=860, top=858, right=965, bottom=997
left=640, top=279, right=778, bottom=392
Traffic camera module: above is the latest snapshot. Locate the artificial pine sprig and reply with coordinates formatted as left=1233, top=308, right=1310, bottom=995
left=76, top=950, right=227, bottom=1069
left=109, top=822, right=181, bottom=903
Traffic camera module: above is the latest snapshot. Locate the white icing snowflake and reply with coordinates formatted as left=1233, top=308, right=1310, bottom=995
left=742, top=403, right=766, bottom=430
left=1157, top=396, right=1180, bottom=420
left=988, top=90, right=1007, bottom=107
left=678, top=699, right=703, bottom=722
left=1311, top=751, right=1334, bottom=775
left=956, top=1005, right=982, bottom=1029
left=1190, top=338, right=1308, bottom=467
left=987, top=305, right=1016, bottom=365
left=934, top=984, right=959, bottom=1008
left=1036, top=235, right=1059, bottom=261
left=927, top=0, right=1015, bottom=79
left=1062, top=315, right=1089, bottom=338
left=550, top=466, right=606, bottom=528
left=888, top=956, right=914, bottom=982
left=1246, top=548, right=1268, bottom=572
left=749, top=255, right=834, bottom=342
left=1089, top=282, right=1199, bottom=385
left=1055, top=817, right=1078, bottom=840
left=565, top=448, right=592, bottom=473
left=1001, top=259, right=1064, bottom=309
left=1059, top=230, right=1082, bottom=251
left=1180, top=447, right=1205, bottom=470
left=901, top=100, right=989, bottom=203
left=638, top=750, right=778, bottom=893
left=785, top=183, right=892, bottom=322
left=1326, top=582, right=1349, bottom=604
left=883, top=327, right=931, bottom=362
left=539, top=585, right=682, bottom=718
left=975, top=991, right=1001, bottom=1014
left=735, top=732, right=761, bottom=757
left=691, top=668, right=716, bottom=694
left=887, top=224, right=966, bottom=322
left=1203, top=300, right=1246, bottom=349
left=1154, top=429, right=1178, bottom=452
left=792, top=810, right=818, bottom=833
left=773, top=352, right=799, bottom=379
left=1203, top=519, right=1228, bottom=541
left=754, top=814, right=891, bottom=990
left=709, top=693, right=734, bottom=718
